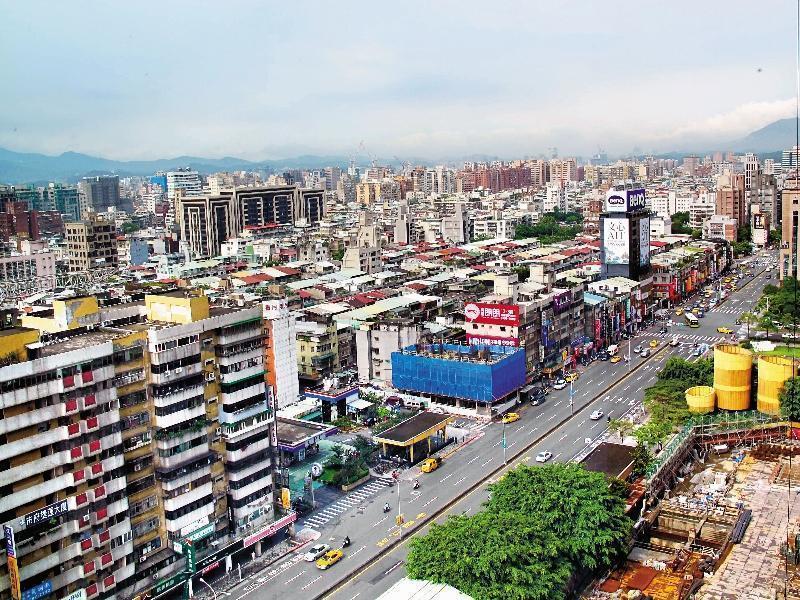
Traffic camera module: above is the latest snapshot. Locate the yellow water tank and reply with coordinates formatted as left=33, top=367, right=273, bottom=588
left=686, top=386, right=716, bottom=414
left=714, top=344, right=753, bottom=410
left=757, top=355, right=797, bottom=415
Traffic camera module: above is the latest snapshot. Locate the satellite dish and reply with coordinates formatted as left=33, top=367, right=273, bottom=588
left=311, top=463, right=323, bottom=478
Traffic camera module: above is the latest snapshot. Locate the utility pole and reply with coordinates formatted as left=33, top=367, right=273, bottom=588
left=502, top=420, right=507, bottom=465
left=569, top=380, right=575, bottom=415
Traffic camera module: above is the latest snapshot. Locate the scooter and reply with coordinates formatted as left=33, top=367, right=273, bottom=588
left=413, top=480, right=420, bottom=490
left=342, top=536, right=351, bottom=548
left=383, top=503, right=391, bottom=513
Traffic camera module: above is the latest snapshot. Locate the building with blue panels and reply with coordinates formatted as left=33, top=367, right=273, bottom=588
left=391, top=343, right=525, bottom=414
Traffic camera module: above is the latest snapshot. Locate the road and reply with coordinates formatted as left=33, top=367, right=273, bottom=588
left=208, top=252, right=775, bottom=600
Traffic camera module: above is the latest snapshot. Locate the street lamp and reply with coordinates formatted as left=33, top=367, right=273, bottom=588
left=198, top=579, right=217, bottom=600
left=502, top=419, right=507, bottom=465
left=569, top=379, right=574, bottom=416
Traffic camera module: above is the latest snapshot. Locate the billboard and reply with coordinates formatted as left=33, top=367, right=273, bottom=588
left=605, top=188, right=646, bottom=213
left=639, top=217, right=651, bottom=266
left=21, top=499, right=69, bottom=528
left=552, top=291, right=573, bottom=315
left=603, top=219, right=629, bottom=265
left=463, top=302, right=520, bottom=326
left=466, top=334, right=519, bottom=347
left=753, top=213, right=765, bottom=229
left=5, top=526, right=20, bottom=600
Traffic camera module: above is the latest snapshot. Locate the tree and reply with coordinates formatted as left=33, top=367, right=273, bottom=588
left=759, top=315, right=774, bottom=340
left=485, top=464, right=631, bottom=572
left=739, top=312, right=758, bottom=339
left=609, top=418, right=633, bottom=442
left=769, top=229, right=782, bottom=246
left=630, top=443, right=653, bottom=477
left=407, top=511, right=572, bottom=600
left=331, top=246, right=345, bottom=261
left=671, top=212, right=692, bottom=235
left=121, top=221, right=140, bottom=234
left=780, top=377, right=800, bottom=421
left=691, top=229, right=702, bottom=240
left=512, top=265, right=530, bottom=283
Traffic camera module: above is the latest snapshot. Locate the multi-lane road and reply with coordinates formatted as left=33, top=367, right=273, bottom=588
left=210, top=253, right=773, bottom=600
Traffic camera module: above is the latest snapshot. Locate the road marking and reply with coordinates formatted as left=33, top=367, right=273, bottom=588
left=285, top=572, right=303, bottom=585
left=453, top=476, right=466, bottom=486
left=383, top=561, right=403, bottom=576
left=439, top=473, right=453, bottom=483
left=529, top=427, right=538, bottom=434
left=373, top=515, right=388, bottom=527
left=555, top=453, right=562, bottom=460
left=523, top=455, right=531, bottom=461
left=515, top=425, right=525, bottom=433
left=480, top=458, right=493, bottom=467
left=301, top=576, right=321, bottom=591
left=467, top=456, right=479, bottom=465
left=351, top=545, right=366, bottom=557
left=421, top=496, right=438, bottom=508
left=558, top=433, right=567, bottom=442
left=416, top=512, right=427, bottom=519
left=548, top=413, right=556, bottom=420
left=347, top=594, right=361, bottom=600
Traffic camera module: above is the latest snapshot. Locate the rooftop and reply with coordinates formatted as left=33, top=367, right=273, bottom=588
left=373, top=411, right=452, bottom=445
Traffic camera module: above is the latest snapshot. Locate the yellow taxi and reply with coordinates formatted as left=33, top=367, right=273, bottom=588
left=420, top=457, right=439, bottom=473
left=316, top=549, right=344, bottom=570
left=724, top=277, right=732, bottom=283
left=610, top=355, right=622, bottom=364
left=502, top=412, right=520, bottom=424
left=675, top=308, right=684, bottom=316
left=717, top=327, right=733, bottom=334
left=565, top=372, right=579, bottom=383
left=649, top=339, right=659, bottom=348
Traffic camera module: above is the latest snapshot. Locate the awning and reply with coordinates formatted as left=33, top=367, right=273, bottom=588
left=347, top=398, right=374, bottom=411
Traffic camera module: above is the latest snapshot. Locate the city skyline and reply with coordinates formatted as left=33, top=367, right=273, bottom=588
left=1, top=0, right=796, bottom=161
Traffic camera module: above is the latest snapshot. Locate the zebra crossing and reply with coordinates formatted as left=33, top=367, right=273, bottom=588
left=709, top=307, right=741, bottom=315
left=300, top=478, right=394, bottom=530
left=640, top=332, right=730, bottom=344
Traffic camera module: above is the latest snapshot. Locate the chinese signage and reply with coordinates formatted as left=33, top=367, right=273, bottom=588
left=463, top=302, right=520, bottom=326
left=5, top=526, right=21, bottom=600
left=22, top=500, right=69, bottom=528
left=753, top=214, right=765, bottom=229
left=58, top=590, right=86, bottom=600
left=605, top=188, right=646, bottom=213
left=184, top=523, right=214, bottom=543
left=243, top=512, right=297, bottom=548
left=281, top=488, right=291, bottom=510
left=466, top=334, right=519, bottom=347
left=22, top=582, right=52, bottom=600
left=639, top=217, right=650, bottom=266
left=153, top=573, right=188, bottom=596
left=603, top=219, right=629, bottom=265
left=552, top=291, right=572, bottom=315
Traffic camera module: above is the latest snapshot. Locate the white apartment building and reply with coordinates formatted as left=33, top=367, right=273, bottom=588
left=263, top=300, right=299, bottom=410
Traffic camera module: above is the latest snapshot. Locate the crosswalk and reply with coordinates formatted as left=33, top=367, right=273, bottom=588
left=301, top=478, right=394, bottom=530
left=709, top=307, right=741, bottom=315
left=639, top=332, right=730, bottom=344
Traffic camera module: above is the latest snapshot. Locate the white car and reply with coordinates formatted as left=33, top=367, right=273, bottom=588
left=553, top=378, right=567, bottom=390
left=535, top=451, right=553, bottom=463
left=669, top=337, right=679, bottom=347
left=303, top=544, right=330, bottom=562
left=590, top=410, right=604, bottom=421
left=633, top=345, right=642, bottom=353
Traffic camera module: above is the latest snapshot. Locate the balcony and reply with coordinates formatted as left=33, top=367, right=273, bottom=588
left=0, top=425, right=69, bottom=462
left=157, top=443, right=210, bottom=470
left=149, top=362, right=202, bottom=385
left=219, top=381, right=265, bottom=407
left=153, top=402, right=205, bottom=429
left=112, top=369, right=145, bottom=388
left=229, top=474, right=272, bottom=502
left=220, top=365, right=265, bottom=385
left=225, top=436, right=270, bottom=463
left=0, top=401, right=67, bottom=435
left=163, top=482, right=213, bottom=512
left=160, top=465, right=211, bottom=492
left=215, top=345, right=262, bottom=366
left=152, top=383, right=205, bottom=407
left=220, top=408, right=273, bottom=438
left=218, top=325, right=264, bottom=346
left=164, top=502, right=215, bottom=534
left=149, top=342, right=201, bottom=365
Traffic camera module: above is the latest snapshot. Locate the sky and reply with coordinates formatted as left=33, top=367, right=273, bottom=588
left=0, top=0, right=797, bottom=161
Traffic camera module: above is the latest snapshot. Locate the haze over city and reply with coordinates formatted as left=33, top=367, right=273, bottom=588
left=1, top=0, right=797, bottom=160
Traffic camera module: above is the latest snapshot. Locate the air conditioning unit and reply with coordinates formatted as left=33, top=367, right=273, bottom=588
left=133, top=463, right=143, bottom=472
left=174, top=367, right=183, bottom=374
left=163, top=370, right=171, bottom=376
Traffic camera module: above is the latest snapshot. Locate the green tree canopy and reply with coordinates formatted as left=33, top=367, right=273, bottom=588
left=671, top=212, right=692, bottom=234
left=514, top=214, right=582, bottom=244
left=657, top=356, right=713, bottom=386
left=780, top=377, right=800, bottom=421
left=407, top=511, right=572, bottom=600
left=485, top=464, right=631, bottom=572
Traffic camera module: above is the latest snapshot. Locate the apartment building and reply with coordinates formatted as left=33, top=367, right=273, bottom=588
left=0, top=292, right=286, bottom=600
left=65, top=219, right=119, bottom=272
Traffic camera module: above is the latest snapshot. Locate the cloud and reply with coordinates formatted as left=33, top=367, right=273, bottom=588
left=664, top=98, right=795, bottom=142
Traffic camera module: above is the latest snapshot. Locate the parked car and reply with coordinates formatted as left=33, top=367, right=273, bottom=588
left=420, top=457, right=439, bottom=473
left=535, top=451, right=553, bottom=463
left=553, top=378, right=567, bottom=390
left=610, top=355, right=622, bottom=364
left=640, top=348, right=651, bottom=358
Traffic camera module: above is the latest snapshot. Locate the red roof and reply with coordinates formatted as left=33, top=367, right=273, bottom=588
left=366, top=291, right=387, bottom=300
left=273, top=266, right=301, bottom=276
left=238, top=274, right=273, bottom=285
left=472, top=264, right=488, bottom=271
left=298, top=290, right=314, bottom=298
left=650, top=240, right=668, bottom=247
left=406, top=283, right=428, bottom=291
left=586, top=240, right=601, bottom=248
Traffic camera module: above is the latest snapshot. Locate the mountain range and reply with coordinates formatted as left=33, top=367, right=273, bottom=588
left=1, top=119, right=798, bottom=184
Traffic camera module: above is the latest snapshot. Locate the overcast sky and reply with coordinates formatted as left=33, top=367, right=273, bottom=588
left=0, top=0, right=796, bottom=160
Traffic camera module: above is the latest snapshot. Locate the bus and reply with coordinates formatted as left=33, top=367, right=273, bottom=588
left=685, top=313, right=700, bottom=328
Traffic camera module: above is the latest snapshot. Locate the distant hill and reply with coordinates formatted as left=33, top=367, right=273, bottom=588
left=732, top=118, right=797, bottom=153
left=0, top=148, right=360, bottom=184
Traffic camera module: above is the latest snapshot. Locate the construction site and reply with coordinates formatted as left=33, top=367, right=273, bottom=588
left=587, top=344, right=800, bottom=599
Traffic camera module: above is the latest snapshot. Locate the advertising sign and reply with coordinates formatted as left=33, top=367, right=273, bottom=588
left=184, top=523, right=214, bottom=543
left=5, top=526, right=21, bottom=600
left=463, top=303, right=520, bottom=326
left=603, top=219, right=629, bottom=265
left=605, top=188, right=646, bottom=213
left=58, top=590, right=86, bottom=600
left=753, top=214, right=765, bottom=229
left=21, top=500, right=69, bottom=528
left=243, top=512, right=297, bottom=548
left=639, top=217, right=651, bottom=266
left=552, top=291, right=573, bottom=315
left=466, top=334, right=519, bottom=347
left=22, top=582, right=52, bottom=600
left=281, top=488, right=291, bottom=510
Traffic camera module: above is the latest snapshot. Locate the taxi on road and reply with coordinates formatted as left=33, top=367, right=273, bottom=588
left=675, top=308, right=684, bottom=316
left=717, top=327, right=733, bottom=334
left=502, top=412, right=520, bottom=424
left=649, top=339, right=659, bottom=348
left=420, top=457, right=439, bottom=473
left=564, top=372, right=579, bottom=383
left=610, top=355, right=622, bottom=364
left=316, top=549, right=344, bottom=570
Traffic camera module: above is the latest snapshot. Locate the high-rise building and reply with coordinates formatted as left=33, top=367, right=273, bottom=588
left=715, top=172, right=746, bottom=228
left=780, top=180, right=800, bottom=280
left=166, top=170, right=202, bottom=200
left=78, top=176, right=123, bottom=216
left=0, top=292, right=285, bottom=600
left=600, top=186, right=651, bottom=281
left=47, top=183, right=81, bottom=222
left=65, top=218, right=118, bottom=272
left=782, top=146, right=800, bottom=174
left=263, top=300, right=299, bottom=409
left=178, top=193, right=237, bottom=258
